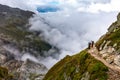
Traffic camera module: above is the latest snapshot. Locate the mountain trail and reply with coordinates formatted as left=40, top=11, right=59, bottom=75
left=88, top=45, right=120, bottom=73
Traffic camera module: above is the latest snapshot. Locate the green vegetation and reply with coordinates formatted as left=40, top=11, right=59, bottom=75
left=31, top=37, right=52, bottom=52
left=0, top=23, right=52, bottom=55
left=44, top=50, right=108, bottom=80
left=96, top=16, right=120, bottom=50
left=96, top=28, right=120, bottom=50
left=0, top=9, right=53, bottom=56
left=0, top=24, right=31, bottom=41
left=0, top=66, right=13, bottom=80
left=106, top=28, right=120, bottom=47
left=29, top=73, right=43, bottom=80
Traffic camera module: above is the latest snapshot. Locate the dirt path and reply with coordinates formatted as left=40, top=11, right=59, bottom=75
left=88, top=47, right=120, bottom=73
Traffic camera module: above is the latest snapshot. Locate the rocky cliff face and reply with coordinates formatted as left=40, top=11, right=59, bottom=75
left=44, top=13, right=120, bottom=80
left=0, top=4, right=57, bottom=80
left=96, top=12, right=120, bottom=67
left=2, top=59, right=48, bottom=80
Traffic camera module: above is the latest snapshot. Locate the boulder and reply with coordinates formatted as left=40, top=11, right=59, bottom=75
left=0, top=54, right=7, bottom=65
left=19, top=59, right=48, bottom=80
left=0, top=47, right=15, bottom=65
left=3, top=59, right=48, bottom=80
left=114, top=55, right=120, bottom=66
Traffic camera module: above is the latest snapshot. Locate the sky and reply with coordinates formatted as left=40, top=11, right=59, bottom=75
left=0, top=0, right=120, bottom=13
left=0, top=0, right=120, bottom=68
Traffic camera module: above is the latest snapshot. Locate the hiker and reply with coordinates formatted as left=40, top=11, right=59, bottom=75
left=88, top=42, right=91, bottom=49
left=91, top=41, right=94, bottom=47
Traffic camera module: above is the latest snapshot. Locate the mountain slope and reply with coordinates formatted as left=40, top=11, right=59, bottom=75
left=0, top=4, right=57, bottom=57
left=0, top=4, right=58, bottom=80
left=44, top=13, right=120, bottom=80
left=44, top=50, right=108, bottom=80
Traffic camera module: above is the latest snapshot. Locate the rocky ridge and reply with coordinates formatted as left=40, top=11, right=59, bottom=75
left=44, top=13, right=120, bottom=80
left=96, top=12, right=120, bottom=68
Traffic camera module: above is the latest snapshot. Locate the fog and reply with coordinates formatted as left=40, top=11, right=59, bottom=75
left=29, top=11, right=117, bottom=68
left=0, top=0, right=119, bottom=68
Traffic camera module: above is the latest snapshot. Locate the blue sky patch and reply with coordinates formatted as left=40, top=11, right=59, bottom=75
left=48, top=1, right=59, bottom=5
left=37, top=6, right=60, bottom=13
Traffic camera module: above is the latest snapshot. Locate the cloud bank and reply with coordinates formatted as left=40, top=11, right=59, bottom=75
left=29, top=11, right=117, bottom=68
left=0, top=0, right=120, bottom=13
left=0, top=0, right=119, bottom=68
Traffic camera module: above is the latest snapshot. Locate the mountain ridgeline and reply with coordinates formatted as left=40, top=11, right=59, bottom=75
left=0, top=4, right=58, bottom=57
left=1, top=4, right=120, bottom=80
left=0, top=4, right=58, bottom=80
left=44, top=13, right=120, bottom=80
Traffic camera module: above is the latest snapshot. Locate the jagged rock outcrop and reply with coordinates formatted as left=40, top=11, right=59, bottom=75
left=108, top=13, right=120, bottom=33
left=95, top=12, right=120, bottom=68
left=19, top=59, right=48, bottom=80
left=2, top=59, right=48, bottom=80
left=0, top=47, right=15, bottom=65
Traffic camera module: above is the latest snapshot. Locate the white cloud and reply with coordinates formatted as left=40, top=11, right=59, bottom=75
left=21, top=53, right=39, bottom=63
left=29, top=12, right=117, bottom=69
left=0, top=0, right=119, bottom=13
left=0, top=0, right=119, bottom=68
left=78, top=0, right=120, bottom=13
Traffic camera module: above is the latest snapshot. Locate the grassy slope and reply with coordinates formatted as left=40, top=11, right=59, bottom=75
left=44, top=50, right=108, bottom=80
